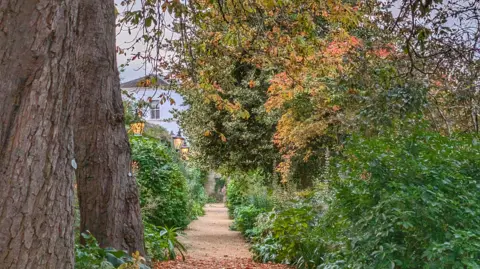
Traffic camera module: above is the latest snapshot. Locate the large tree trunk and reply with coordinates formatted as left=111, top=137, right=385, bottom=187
left=74, top=0, right=145, bottom=255
left=0, top=0, right=77, bottom=268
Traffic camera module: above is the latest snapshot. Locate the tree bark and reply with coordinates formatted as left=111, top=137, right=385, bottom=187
left=74, top=0, right=145, bottom=255
left=0, top=0, right=78, bottom=268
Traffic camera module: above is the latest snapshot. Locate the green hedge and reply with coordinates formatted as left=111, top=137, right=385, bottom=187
left=249, top=129, right=480, bottom=268
left=323, top=130, right=480, bottom=268
left=130, top=136, right=189, bottom=228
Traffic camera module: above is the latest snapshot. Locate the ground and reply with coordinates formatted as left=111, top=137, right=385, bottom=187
left=154, top=204, right=289, bottom=269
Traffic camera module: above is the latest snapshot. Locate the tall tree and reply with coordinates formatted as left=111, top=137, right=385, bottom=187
left=0, top=0, right=78, bottom=268
left=176, top=63, right=280, bottom=174
left=74, top=0, right=145, bottom=255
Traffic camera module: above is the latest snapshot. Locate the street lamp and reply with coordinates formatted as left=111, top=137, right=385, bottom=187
left=130, top=122, right=145, bottom=136
left=172, top=130, right=185, bottom=150
left=180, top=141, right=190, bottom=159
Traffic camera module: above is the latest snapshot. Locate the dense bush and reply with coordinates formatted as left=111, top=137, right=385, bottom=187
left=232, top=205, right=264, bottom=236
left=185, top=167, right=208, bottom=220
left=130, top=136, right=190, bottom=228
left=235, top=129, right=480, bottom=268
left=143, top=223, right=186, bottom=262
left=226, top=170, right=269, bottom=217
left=251, top=197, right=324, bottom=268
left=226, top=178, right=249, bottom=217
left=321, top=130, right=480, bottom=268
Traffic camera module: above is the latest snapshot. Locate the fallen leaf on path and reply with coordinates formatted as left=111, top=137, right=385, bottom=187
left=155, top=256, right=292, bottom=269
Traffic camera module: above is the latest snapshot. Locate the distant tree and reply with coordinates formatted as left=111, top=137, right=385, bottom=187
left=74, top=0, right=145, bottom=255
left=0, top=0, right=78, bottom=267
left=176, top=62, right=281, bottom=174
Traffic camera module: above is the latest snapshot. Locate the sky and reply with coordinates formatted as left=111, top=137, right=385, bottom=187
left=115, top=0, right=178, bottom=82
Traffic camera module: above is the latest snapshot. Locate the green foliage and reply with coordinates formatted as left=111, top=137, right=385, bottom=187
left=226, top=170, right=268, bottom=217
left=226, top=179, right=248, bottom=217
left=185, top=166, right=208, bottom=220
left=75, top=232, right=149, bottom=269
left=269, top=203, right=316, bottom=265
left=249, top=212, right=279, bottom=263
left=207, top=195, right=218, bottom=203
left=143, top=124, right=173, bottom=145
left=226, top=170, right=276, bottom=242
left=246, top=127, right=480, bottom=269
left=214, top=177, right=226, bottom=193
left=143, top=223, right=186, bottom=262
left=175, top=65, right=281, bottom=173
left=130, top=136, right=189, bottom=228
left=189, top=201, right=205, bottom=218
left=250, top=197, right=324, bottom=268
left=232, top=205, right=264, bottom=236
left=321, top=129, right=480, bottom=268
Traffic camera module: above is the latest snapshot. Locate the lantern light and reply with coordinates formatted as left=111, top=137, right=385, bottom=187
left=130, top=122, right=145, bottom=136
left=172, top=130, right=185, bottom=150
left=180, top=141, right=189, bottom=154
left=180, top=141, right=190, bottom=160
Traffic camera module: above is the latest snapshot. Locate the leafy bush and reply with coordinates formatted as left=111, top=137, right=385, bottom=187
left=250, top=212, right=280, bottom=263
left=232, top=205, right=264, bottom=236
left=249, top=128, right=480, bottom=269
left=75, top=232, right=149, bottom=269
left=251, top=198, right=324, bottom=268
left=226, top=179, right=248, bottom=217
left=143, top=223, right=186, bottom=262
left=270, top=203, right=316, bottom=264
left=321, top=130, right=480, bottom=268
left=185, top=167, right=208, bottom=219
left=189, top=201, right=205, bottom=217
left=231, top=191, right=273, bottom=237
left=226, top=170, right=268, bottom=217
left=130, top=136, right=189, bottom=228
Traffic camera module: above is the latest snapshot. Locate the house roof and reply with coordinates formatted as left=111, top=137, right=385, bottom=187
left=120, top=75, right=169, bottom=88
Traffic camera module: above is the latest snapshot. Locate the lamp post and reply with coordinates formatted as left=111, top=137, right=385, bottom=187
left=180, top=141, right=190, bottom=160
left=172, top=130, right=185, bottom=150
left=130, top=122, right=145, bottom=136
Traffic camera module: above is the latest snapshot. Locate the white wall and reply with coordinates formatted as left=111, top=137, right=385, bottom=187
left=123, top=87, right=185, bottom=134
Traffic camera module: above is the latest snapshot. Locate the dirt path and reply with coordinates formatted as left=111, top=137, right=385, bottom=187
left=155, top=203, right=289, bottom=269
left=180, top=203, right=251, bottom=259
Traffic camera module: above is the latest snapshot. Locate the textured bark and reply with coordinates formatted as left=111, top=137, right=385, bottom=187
left=0, top=0, right=77, bottom=268
left=74, top=0, right=145, bottom=255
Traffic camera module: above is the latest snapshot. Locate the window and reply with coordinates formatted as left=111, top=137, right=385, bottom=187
left=150, top=100, right=160, bottom=119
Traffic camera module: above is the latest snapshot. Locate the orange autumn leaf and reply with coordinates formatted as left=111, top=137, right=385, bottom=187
left=373, top=48, right=391, bottom=59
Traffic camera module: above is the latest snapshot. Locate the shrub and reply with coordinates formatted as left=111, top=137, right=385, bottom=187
left=75, top=232, right=149, bottom=269
left=130, top=136, right=189, bottom=228
left=232, top=205, right=264, bottom=236
left=251, top=198, right=323, bottom=268
left=226, top=179, right=248, bottom=217
left=250, top=128, right=480, bottom=269
left=226, top=170, right=268, bottom=217
left=143, top=223, right=186, bottom=262
left=185, top=166, right=208, bottom=220
left=322, top=130, right=480, bottom=268
left=270, top=203, right=315, bottom=264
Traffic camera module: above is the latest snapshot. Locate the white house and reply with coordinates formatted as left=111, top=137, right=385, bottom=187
left=120, top=75, right=185, bottom=134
